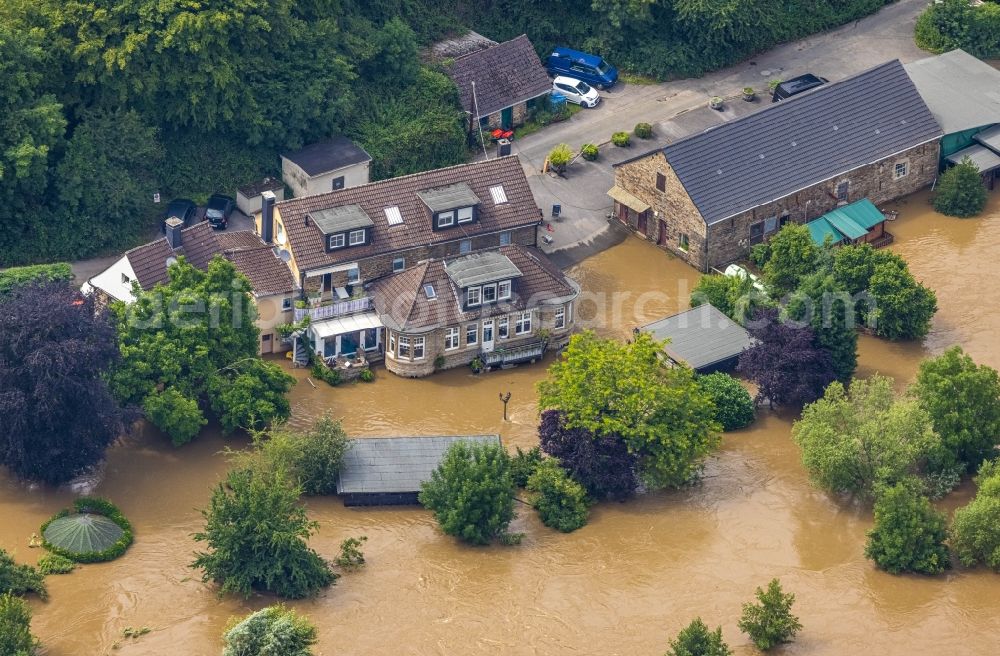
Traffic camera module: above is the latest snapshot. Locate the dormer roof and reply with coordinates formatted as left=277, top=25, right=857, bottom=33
left=310, top=205, right=374, bottom=234
left=445, top=251, right=522, bottom=288
left=417, top=182, right=482, bottom=212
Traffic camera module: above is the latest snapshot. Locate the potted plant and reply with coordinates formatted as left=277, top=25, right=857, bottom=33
left=470, top=357, right=484, bottom=374
left=742, top=87, right=756, bottom=102
left=768, top=79, right=782, bottom=94
left=709, top=96, right=724, bottom=111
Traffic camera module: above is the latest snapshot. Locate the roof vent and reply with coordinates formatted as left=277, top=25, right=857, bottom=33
left=758, top=154, right=765, bottom=160
left=791, top=141, right=797, bottom=147
left=385, top=206, right=403, bottom=225
left=489, top=185, right=508, bottom=205
left=900, top=119, right=908, bottom=125
left=716, top=169, right=723, bottom=175
left=875, top=128, right=881, bottom=135
left=424, top=284, right=437, bottom=300
left=832, top=125, right=839, bottom=131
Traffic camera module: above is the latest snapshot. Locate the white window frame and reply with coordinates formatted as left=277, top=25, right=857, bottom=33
left=437, top=211, right=455, bottom=228
left=457, top=206, right=474, bottom=224
left=498, top=280, right=511, bottom=300
left=412, top=336, right=425, bottom=360
left=347, top=267, right=360, bottom=284
left=328, top=233, right=345, bottom=249
left=894, top=161, right=909, bottom=179
left=515, top=311, right=532, bottom=335
left=348, top=229, right=366, bottom=246
left=392, top=257, right=405, bottom=273
left=500, top=231, right=512, bottom=246
left=467, top=286, right=481, bottom=306
left=445, top=327, right=460, bottom=350
left=389, top=332, right=396, bottom=356
left=482, top=283, right=497, bottom=304
left=466, top=323, right=478, bottom=345
left=554, top=307, right=566, bottom=329
left=398, top=336, right=410, bottom=358
left=498, top=317, right=509, bottom=339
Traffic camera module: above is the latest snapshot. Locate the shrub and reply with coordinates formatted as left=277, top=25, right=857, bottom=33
left=914, top=0, right=1000, bottom=59
left=334, top=536, right=368, bottom=571
left=222, top=605, right=317, bottom=656
left=690, top=273, right=772, bottom=324
left=749, top=243, right=771, bottom=269
left=634, top=122, right=653, bottom=139
left=0, top=593, right=38, bottom=656
left=40, top=497, right=134, bottom=564
left=527, top=459, right=589, bottom=533
left=580, top=143, right=599, bottom=161
left=0, top=262, right=73, bottom=296
left=865, top=478, right=950, bottom=574
left=666, top=618, right=732, bottom=656
left=698, top=373, right=755, bottom=431
left=762, top=224, right=819, bottom=297
left=548, top=143, right=573, bottom=171
left=419, top=441, right=516, bottom=545
left=433, top=354, right=446, bottom=370
left=611, top=131, right=630, bottom=147
left=310, top=361, right=341, bottom=386
left=934, top=157, right=988, bottom=218
left=359, top=368, right=375, bottom=382
left=737, top=579, right=802, bottom=650
left=510, top=446, right=544, bottom=488
left=37, top=554, right=75, bottom=575
left=0, top=550, right=46, bottom=599
left=951, top=459, right=1000, bottom=570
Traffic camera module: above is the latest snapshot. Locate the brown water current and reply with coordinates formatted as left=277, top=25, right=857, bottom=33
left=3, top=191, right=1000, bottom=655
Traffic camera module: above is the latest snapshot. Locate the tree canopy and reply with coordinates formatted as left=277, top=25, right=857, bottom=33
left=933, top=158, right=989, bottom=218
left=527, top=459, right=590, bottom=533
left=538, top=410, right=639, bottom=500
left=763, top=224, right=819, bottom=297
left=951, top=458, right=1000, bottom=571
left=865, top=478, right=950, bottom=575
left=737, top=579, right=801, bottom=651
left=222, top=605, right=317, bottom=656
left=786, top=271, right=858, bottom=382
left=697, top=373, right=755, bottom=432
left=665, top=617, right=733, bottom=656
left=538, top=331, right=720, bottom=489
left=0, top=593, right=37, bottom=656
left=0, top=281, right=130, bottom=484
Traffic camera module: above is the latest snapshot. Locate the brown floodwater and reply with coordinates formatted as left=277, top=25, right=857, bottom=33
left=4, top=192, right=1000, bottom=655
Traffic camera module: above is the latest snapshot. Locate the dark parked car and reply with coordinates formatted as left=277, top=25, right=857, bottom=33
left=771, top=74, right=828, bottom=102
left=546, top=47, right=618, bottom=90
left=163, top=198, right=197, bottom=232
left=205, top=193, right=236, bottom=229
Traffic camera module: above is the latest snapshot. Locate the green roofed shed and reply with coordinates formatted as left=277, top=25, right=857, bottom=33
left=806, top=199, right=886, bottom=246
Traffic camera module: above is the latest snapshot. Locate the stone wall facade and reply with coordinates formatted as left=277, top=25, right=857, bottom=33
left=478, top=101, right=530, bottom=131
left=614, top=140, right=941, bottom=271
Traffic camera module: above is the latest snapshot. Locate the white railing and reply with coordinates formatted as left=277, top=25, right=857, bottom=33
left=294, top=297, right=373, bottom=321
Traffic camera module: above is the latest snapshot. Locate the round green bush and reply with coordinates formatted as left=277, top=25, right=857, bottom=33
left=611, top=131, right=630, bottom=147
left=698, top=372, right=755, bottom=431
left=634, top=122, right=653, bottom=139
left=37, top=554, right=76, bottom=575
left=527, top=459, right=589, bottom=533
left=359, top=368, right=375, bottom=383
left=40, top=497, right=133, bottom=563
left=580, top=143, right=599, bottom=161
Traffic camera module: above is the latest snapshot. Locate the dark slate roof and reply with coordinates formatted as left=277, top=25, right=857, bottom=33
left=281, top=136, right=372, bottom=177
left=631, top=60, right=942, bottom=225
left=275, top=156, right=541, bottom=274
left=237, top=176, right=284, bottom=199
left=445, top=35, right=552, bottom=118
left=641, top=304, right=753, bottom=371
left=369, top=244, right=578, bottom=332
left=337, top=435, right=502, bottom=495
left=445, top=250, right=522, bottom=288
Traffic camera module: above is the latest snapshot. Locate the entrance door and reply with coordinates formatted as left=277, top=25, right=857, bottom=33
left=617, top=203, right=629, bottom=225
left=637, top=210, right=648, bottom=236
left=501, top=107, right=514, bottom=129
left=481, top=319, right=495, bottom=352
left=657, top=219, right=668, bottom=246
left=261, top=333, right=273, bottom=354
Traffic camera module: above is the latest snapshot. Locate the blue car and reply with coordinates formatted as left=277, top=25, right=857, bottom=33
left=546, top=47, right=618, bottom=90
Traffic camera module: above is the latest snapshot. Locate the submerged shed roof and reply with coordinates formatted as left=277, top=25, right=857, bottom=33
left=946, top=144, right=1000, bottom=173
left=337, top=435, right=501, bottom=495
left=904, top=49, right=1000, bottom=134
left=641, top=304, right=753, bottom=371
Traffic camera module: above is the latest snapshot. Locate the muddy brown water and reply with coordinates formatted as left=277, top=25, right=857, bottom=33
left=4, top=191, right=1000, bottom=655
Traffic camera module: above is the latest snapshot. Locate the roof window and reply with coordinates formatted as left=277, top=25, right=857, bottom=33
left=385, top=206, right=403, bottom=225
left=424, top=284, right=437, bottom=300
left=489, top=185, right=508, bottom=204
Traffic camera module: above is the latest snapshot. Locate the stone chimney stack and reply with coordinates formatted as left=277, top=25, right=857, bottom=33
left=261, top=190, right=275, bottom=244
left=165, top=217, right=183, bottom=249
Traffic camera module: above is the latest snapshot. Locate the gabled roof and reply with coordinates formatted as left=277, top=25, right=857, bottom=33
left=904, top=49, right=1000, bottom=134
left=445, top=35, right=552, bottom=118
left=281, top=136, right=372, bottom=177
left=641, top=304, right=754, bottom=371
left=805, top=198, right=887, bottom=246
left=369, top=244, right=578, bottom=332
left=126, top=222, right=221, bottom=290
left=445, top=251, right=522, bottom=288
left=619, top=60, right=941, bottom=225
left=275, top=156, right=541, bottom=274
left=216, top=232, right=296, bottom=296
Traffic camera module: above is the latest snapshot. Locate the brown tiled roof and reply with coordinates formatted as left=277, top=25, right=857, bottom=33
left=445, top=35, right=552, bottom=118
left=369, top=245, right=578, bottom=332
left=218, top=232, right=296, bottom=296
left=275, top=156, right=541, bottom=274
left=125, top=222, right=219, bottom=289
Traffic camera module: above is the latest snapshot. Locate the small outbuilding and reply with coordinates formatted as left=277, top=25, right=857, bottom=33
left=336, top=435, right=502, bottom=506
left=805, top=198, right=893, bottom=248
left=236, top=177, right=285, bottom=217
left=281, top=136, right=372, bottom=198
left=641, top=304, right=753, bottom=373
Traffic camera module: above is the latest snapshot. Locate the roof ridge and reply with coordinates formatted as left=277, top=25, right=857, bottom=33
left=450, top=34, right=531, bottom=62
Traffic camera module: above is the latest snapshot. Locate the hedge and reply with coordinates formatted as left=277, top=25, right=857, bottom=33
left=0, top=263, right=73, bottom=295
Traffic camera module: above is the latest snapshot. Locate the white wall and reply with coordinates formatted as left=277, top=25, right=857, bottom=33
left=281, top=159, right=371, bottom=198
left=84, top=255, right=139, bottom=302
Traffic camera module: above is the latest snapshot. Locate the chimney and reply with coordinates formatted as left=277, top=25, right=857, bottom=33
left=261, top=190, right=275, bottom=244
left=165, top=217, right=183, bottom=249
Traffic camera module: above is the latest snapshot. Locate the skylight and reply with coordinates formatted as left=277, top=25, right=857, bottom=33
left=384, top=206, right=404, bottom=225
left=489, top=185, right=508, bottom=205
left=424, top=284, right=437, bottom=299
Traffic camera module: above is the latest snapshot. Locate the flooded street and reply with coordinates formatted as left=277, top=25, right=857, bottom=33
left=3, top=193, right=1000, bottom=655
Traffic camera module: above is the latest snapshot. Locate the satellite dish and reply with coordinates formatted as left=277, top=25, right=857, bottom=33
left=279, top=249, right=291, bottom=263
left=166, top=256, right=178, bottom=267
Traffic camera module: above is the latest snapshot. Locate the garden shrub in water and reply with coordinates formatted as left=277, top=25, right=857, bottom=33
left=527, top=459, right=589, bottom=533
left=223, top=605, right=317, bottom=656
left=698, top=372, right=755, bottom=431
left=737, top=578, right=802, bottom=650
left=0, top=550, right=46, bottom=599
left=865, top=478, right=950, bottom=575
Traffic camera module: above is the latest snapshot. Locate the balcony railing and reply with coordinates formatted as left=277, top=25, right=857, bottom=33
left=482, top=341, right=546, bottom=367
left=294, top=297, right=373, bottom=322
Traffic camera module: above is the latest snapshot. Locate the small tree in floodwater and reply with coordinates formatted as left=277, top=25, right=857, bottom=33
left=665, top=617, right=732, bottom=656
left=223, top=605, right=316, bottom=656
left=933, top=157, right=987, bottom=218
left=865, top=478, right=950, bottom=575
left=737, top=579, right=802, bottom=650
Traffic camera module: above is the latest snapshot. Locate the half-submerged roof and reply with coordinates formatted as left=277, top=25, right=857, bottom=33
left=310, top=205, right=374, bottom=234
left=445, top=250, right=522, bottom=288
left=281, top=136, right=372, bottom=177
left=641, top=304, right=753, bottom=371
left=625, top=60, right=941, bottom=225
left=445, top=34, right=552, bottom=118
left=337, top=435, right=501, bottom=495
left=904, top=49, right=1000, bottom=134
left=417, top=182, right=482, bottom=212
left=806, top=198, right=887, bottom=246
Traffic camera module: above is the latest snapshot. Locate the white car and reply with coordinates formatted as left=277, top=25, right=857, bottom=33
left=552, top=76, right=601, bottom=108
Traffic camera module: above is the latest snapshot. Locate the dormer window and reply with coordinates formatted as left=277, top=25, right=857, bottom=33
left=437, top=211, right=455, bottom=228
left=481, top=283, right=497, bottom=304
left=418, top=183, right=482, bottom=231
left=457, top=207, right=474, bottom=224
left=348, top=229, right=366, bottom=246
left=467, top=287, right=481, bottom=306
left=311, top=204, right=374, bottom=253
left=329, top=234, right=345, bottom=249
left=498, top=280, right=511, bottom=300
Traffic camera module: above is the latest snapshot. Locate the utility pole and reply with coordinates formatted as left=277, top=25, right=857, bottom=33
left=499, top=391, right=512, bottom=421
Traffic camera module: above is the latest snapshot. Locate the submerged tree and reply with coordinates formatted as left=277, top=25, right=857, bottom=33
left=697, top=372, right=755, bottom=432
left=787, top=271, right=858, bottom=382
left=951, top=458, right=1000, bottom=571
left=762, top=224, right=819, bottom=297
left=222, top=605, right=317, bottom=656
left=737, top=579, right=802, bottom=651
left=933, top=157, right=988, bottom=218
left=665, top=617, right=733, bottom=656
left=0, top=593, right=38, bottom=656
left=527, top=459, right=590, bottom=533
left=865, top=478, right=950, bottom=575
left=0, top=281, right=130, bottom=484
left=538, top=410, right=639, bottom=500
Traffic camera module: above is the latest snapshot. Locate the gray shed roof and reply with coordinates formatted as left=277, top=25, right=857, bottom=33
left=336, top=435, right=502, bottom=495
left=641, top=304, right=753, bottom=370
left=975, top=124, right=1000, bottom=152
left=946, top=144, right=1000, bottom=173
left=310, top=205, right=374, bottom=234
left=445, top=251, right=522, bottom=288
left=417, top=182, right=482, bottom=212
left=281, top=136, right=372, bottom=177
left=626, top=60, right=941, bottom=225
left=904, top=49, right=1000, bottom=134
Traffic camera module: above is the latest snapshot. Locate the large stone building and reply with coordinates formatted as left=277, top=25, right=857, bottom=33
left=609, top=60, right=942, bottom=271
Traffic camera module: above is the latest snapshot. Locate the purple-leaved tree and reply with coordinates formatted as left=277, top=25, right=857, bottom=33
left=538, top=410, right=639, bottom=501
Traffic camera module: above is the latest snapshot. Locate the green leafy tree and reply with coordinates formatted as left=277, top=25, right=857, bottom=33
left=0, top=593, right=38, bottom=656
left=911, top=346, right=1000, bottom=472
left=144, top=388, right=206, bottom=446
left=915, top=0, right=1000, bottom=59
left=792, top=376, right=940, bottom=500
left=192, top=469, right=336, bottom=599
left=665, top=617, right=732, bottom=656
left=208, top=358, right=294, bottom=435
left=867, top=258, right=938, bottom=341
left=787, top=272, right=858, bottom=381
left=737, top=579, right=802, bottom=651
left=0, top=263, right=72, bottom=296
left=951, top=459, right=1000, bottom=570
left=419, top=441, right=516, bottom=545
left=697, top=372, right=755, bottom=431
left=0, top=550, right=46, bottom=599
left=690, top=273, right=772, bottom=324
left=934, top=158, right=989, bottom=218
left=538, top=332, right=720, bottom=489
left=334, top=536, right=368, bottom=572
left=510, top=446, right=544, bottom=488
left=363, top=17, right=420, bottom=86
left=865, top=478, right=950, bottom=575
left=527, top=459, right=589, bottom=533
left=762, top=224, right=819, bottom=297
left=222, top=605, right=317, bottom=656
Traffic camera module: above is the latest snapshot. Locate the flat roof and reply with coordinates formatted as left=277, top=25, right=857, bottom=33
left=310, top=205, right=374, bottom=234
left=281, top=136, right=372, bottom=177
left=974, top=124, right=1000, bottom=152
left=337, top=435, right=502, bottom=495
left=946, top=144, right=1000, bottom=173
left=416, top=182, right=482, bottom=212
left=905, top=49, right=1000, bottom=134
left=445, top=251, right=522, bottom=288
left=641, top=304, right=753, bottom=370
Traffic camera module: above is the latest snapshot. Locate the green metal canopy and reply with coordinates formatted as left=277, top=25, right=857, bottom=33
left=806, top=199, right=885, bottom=246
left=43, top=513, right=124, bottom=555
